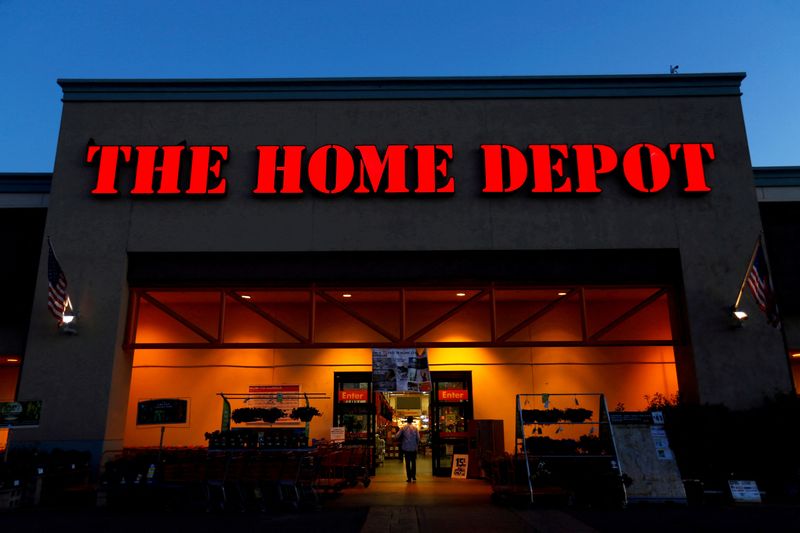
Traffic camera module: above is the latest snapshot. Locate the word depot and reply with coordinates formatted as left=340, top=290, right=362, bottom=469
left=86, top=143, right=715, bottom=196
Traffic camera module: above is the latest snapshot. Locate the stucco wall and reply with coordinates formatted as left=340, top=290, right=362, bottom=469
left=15, top=87, right=791, bottom=458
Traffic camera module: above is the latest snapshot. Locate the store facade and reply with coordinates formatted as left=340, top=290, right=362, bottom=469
left=9, top=74, right=793, bottom=468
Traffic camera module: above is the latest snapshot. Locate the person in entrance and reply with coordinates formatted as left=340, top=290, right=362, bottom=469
left=396, top=416, right=420, bottom=482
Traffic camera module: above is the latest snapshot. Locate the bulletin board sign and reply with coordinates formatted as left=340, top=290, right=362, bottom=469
left=136, top=398, right=189, bottom=426
left=611, top=411, right=686, bottom=503
left=372, top=348, right=431, bottom=392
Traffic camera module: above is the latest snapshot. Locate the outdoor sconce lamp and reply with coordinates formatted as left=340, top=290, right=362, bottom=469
left=59, top=304, right=78, bottom=335
left=731, top=305, right=748, bottom=328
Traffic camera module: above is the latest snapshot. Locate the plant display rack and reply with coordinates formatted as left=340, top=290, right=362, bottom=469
left=515, top=393, right=626, bottom=507
left=217, top=391, right=329, bottom=447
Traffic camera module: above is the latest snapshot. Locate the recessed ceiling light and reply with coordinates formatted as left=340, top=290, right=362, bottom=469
left=7, top=358, right=19, bottom=362
left=791, top=353, right=800, bottom=359
left=557, top=291, right=568, bottom=296
left=456, top=292, right=466, bottom=297
left=241, top=294, right=252, bottom=300
left=342, top=293, right=352, bottom=298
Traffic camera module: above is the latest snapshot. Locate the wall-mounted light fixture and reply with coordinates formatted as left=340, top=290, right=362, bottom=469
left=730, top=305, right=748, bottom=328
left=59, top=298, right=78, bottom=335
left=733, top=309, right=748, bottom=321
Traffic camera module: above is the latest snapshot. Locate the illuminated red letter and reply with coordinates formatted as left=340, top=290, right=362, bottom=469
left=669, top=143, right=715, bottom=193
left=186, top=146, right=228, bottom=195
left=353, top=145, right=410, bottom=194
left=87, top=145, right=132, bottom=195
left=415, top=145, right=454, bottom=194
left=481, top=144, right=527, bottom=193
left=131, top=146, right=185, bottom=195
left=529, top=145, right=571, bottom=193
left=253, top=146, right=306, bottom=194
left=622, top=143, right=671, bottom=193
left=572, top=144, right=617, bottom=193
left=307, top=145, right=354, bottom=195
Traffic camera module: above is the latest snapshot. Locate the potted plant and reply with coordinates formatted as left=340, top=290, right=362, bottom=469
left=563, top=408, right=593, bottom=423
left=290, top=406, right=321, bottom=422
left=259, top=407, right=285, bottom=423
left=231, top=407, right=285, bottom=424
left=521, top=408, right=564, bottom=424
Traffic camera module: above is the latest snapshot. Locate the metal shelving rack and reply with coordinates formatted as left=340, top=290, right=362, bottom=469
left=515, top=393, right=626, bottom=506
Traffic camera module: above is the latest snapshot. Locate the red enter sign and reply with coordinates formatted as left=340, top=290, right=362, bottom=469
left=438, top=389, right=468, bottom=402
left=338, top=390, right=369, bottom=403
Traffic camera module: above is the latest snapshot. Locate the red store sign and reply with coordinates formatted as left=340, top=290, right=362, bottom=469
left=85, top=142, right=715, bottom=197
left=338, top=390, right=369, bottom=403
left=438, top=389, right=469, bottom=402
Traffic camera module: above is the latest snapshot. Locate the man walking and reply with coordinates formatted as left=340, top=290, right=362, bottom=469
left=396, top=416, right=420, bottom=482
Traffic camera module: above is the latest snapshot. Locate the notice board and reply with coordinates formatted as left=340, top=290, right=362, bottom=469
left=136, top=398, right=188, bottom=426
left=610, top=411, right=686, bottom=503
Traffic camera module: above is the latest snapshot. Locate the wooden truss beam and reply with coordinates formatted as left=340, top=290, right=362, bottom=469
left=406, top=289, right=488, bottom=342
left=496, top=289, right=575, bottom=343
left=316, top=290, right=400, bottom=343
left=127, top=284, right=677, bottom=350
left=140, top=292, right=217, bottom=343
left=589, top=288, right=668, bottom=341
left=228, top=291, right=308, bottom=343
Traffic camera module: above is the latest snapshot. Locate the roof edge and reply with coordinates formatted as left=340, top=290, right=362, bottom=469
left=0, top=173, right=52, bottom=194
left=754, top=166, right=800, bottom=188
left=58, top=73, right=746, bottom=102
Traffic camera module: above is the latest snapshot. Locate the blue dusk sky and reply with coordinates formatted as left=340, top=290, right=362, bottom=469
left=1, top=1, right=798, bottom=172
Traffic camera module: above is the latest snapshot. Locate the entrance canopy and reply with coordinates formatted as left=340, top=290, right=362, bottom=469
left=126, top=285, right=676, bottom=350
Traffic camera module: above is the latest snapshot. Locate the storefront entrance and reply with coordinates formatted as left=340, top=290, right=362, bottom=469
left=430, top=371, right=473, bottom=476
left=121, top=283, right=681, bottom=461
left=334, top=371, right=474, bottom=477
left=332, top=371, right=378, bottom=474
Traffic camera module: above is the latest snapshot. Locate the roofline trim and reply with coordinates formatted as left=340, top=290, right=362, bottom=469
left=0, top=173, right=52, bottom=194
left=753, top=166, right=800, bottom=187
left=58, top=73, right=746, bottom=102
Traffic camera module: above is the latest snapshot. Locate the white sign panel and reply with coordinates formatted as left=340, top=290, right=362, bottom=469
left=729, top=480, right=762, bottom=503
left=330, top=426, right=346, bottom=443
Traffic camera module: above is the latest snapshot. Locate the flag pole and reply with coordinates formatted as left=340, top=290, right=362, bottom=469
left=734, top=234, right=762, bottom=310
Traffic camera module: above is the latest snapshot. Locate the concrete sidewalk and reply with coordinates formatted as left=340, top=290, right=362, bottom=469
left=4, top=457, right=800, bottom=532
left=345, top=456, right=597, bottom=532
left=361, top=505, right=596, bottom=533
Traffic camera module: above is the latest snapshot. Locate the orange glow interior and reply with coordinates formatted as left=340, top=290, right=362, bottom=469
left=790, top=353, right=800, bottom=394
left=124, top=288, right=679, bottom=453
left=0, top=362, right=21, bottom=450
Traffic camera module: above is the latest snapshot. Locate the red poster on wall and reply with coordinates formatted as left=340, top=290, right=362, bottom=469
left=438, top=389, right=469, bottom=402
left=247, top=384, right=301, bottom=425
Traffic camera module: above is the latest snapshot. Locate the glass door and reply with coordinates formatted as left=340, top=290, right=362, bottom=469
left=430, top=371, right=473, bottom=476
left=333, top=371, right=375, bottom=472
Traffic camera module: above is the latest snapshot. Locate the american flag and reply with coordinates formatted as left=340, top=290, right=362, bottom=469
left=746, top=240, right=780, bottom=328
left=47, top=239, right=70, bottom=323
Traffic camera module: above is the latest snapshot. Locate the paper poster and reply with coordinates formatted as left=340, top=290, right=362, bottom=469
left=651, top=426, right=674, bottom=460
left=451, top=454, right=469, bottom=479
left=330, top=427, right=346, bottom=442
left=372, top=348, right=431, bottom=392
